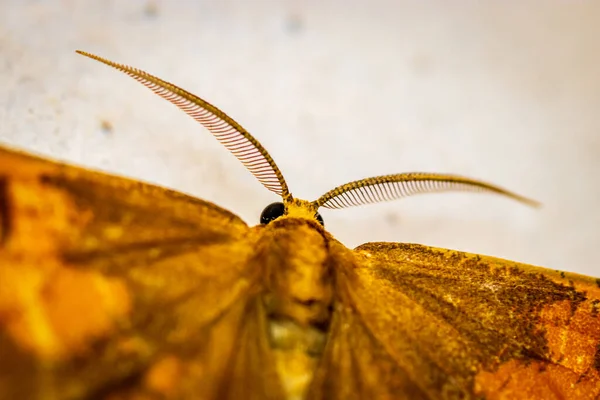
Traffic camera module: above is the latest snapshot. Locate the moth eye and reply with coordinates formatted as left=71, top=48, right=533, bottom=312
left=315, top=212, right=324, bottom=226
left=260, top=202, right=285, bottom=224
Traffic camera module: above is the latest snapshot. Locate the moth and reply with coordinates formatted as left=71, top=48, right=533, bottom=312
left=0, top=51, right=598, bottom=400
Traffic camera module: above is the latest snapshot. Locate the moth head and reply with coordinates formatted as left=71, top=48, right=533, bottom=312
left=76, top=50, right=541, bottom=226
left=260, top=200, right=324, bottom=226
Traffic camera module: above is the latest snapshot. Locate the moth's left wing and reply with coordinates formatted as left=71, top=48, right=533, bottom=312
left=0, top=146, right=283, bottom=399
left=310, top=242, right=600, bottom=399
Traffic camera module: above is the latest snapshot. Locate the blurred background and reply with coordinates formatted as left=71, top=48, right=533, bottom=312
left=0, top=0, right=598, bottom=276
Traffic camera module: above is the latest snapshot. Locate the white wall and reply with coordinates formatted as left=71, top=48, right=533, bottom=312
left=1, top=0, right=598, bottom=276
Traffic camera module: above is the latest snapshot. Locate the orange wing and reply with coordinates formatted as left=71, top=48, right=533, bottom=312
left=0, top=145, right=284, bottom=399
left=310, top=241, right=600, bottom=399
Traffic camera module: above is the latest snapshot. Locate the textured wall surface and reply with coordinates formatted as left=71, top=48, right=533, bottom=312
left=1, top=1, right=598, bottom=276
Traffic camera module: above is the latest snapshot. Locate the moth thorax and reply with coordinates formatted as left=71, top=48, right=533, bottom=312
left=261, top=221, right=334, bottom=400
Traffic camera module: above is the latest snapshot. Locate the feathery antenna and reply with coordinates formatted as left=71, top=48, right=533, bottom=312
left=77, top=50, right=539, bottom=214
left=76, top=50, right=290, bottom=199
left=312, top=173, right=540, bottom=210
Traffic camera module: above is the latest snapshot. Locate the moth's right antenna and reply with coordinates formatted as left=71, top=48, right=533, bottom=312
left=312, top=173, right=540, bottom=210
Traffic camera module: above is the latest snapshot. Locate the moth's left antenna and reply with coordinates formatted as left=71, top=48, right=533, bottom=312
left=76, top=50, right=290, bottom=200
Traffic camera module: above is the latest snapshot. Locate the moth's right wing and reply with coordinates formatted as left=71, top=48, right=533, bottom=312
left=309, top=241, right=600, bottom=400
left=0, top=145, right=283, bottom=399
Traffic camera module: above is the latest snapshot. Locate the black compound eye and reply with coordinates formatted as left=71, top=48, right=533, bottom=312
left=315, top=212, right=324, bottom=226
left=260, top=202, right=285, bottom=224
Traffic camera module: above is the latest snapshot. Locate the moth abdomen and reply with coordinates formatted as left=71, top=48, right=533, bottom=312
left=265, top=310, right=330, bottom=399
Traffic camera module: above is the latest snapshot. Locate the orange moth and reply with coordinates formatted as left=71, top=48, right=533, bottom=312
left=0, top=51, right=598, bottom=400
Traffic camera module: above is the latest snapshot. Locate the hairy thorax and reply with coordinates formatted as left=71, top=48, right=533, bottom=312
left=258, top=218, right=334, bottom=400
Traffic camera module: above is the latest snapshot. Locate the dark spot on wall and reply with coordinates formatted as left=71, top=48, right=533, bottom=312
left=284, top=14, right=304, bottom=35
left=100, top=119, right=113, bottom=134
left=144, top=1, right=159, bottom=18
left=560, top=271, right=565, bottom=279
left=596, top=278, right=600, bottom=289
left=385, top=212, right=400, bottom=226
left=411, top=54, right=434, bottom=76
